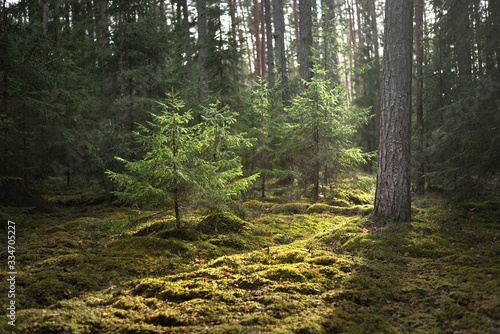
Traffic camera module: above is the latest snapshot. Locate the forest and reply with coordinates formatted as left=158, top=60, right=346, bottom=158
left=0, top=0, right=499, bottom=332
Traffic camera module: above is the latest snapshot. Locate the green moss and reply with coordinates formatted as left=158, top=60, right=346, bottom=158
left=196, top=212, right=248, bottom=234
left=24, top=278, right=76, bottom=307
left=275, top=250, right=307, bottom=263
left=306, top=204, right=372, bottom=216
left=209, top=234, right=250, bottom=250
left=145, top=309, right=182, bottom=326
left=306, top=203, right=336, bottom=213
left=157, top=227, right=201, bottom=241
left=243, top=200, right=274, bottom=211
left=270, top=203, right=310, bottom=214
left=234, top=275, right=272, bottom=289
left=134, top=219, right=173, bottom=236
left=261, top=265, right=307, bottom=282
left=7, top=192, right=500, bottom=334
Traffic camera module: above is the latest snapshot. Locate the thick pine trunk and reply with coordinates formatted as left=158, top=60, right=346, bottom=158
left=373, top=0, right=413, bottom=222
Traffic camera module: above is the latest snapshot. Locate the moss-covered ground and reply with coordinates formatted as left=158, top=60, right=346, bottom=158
left=1, top=181, right=499, bottom=333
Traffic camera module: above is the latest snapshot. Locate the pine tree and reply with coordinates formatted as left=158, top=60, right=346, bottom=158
left=288, top=67, right=369, bottom=201
left=107, top=92, right=258, bottom=227
left=373, top=0, right=413, bottom=222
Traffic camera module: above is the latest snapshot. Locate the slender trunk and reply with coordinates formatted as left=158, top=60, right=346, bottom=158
left=322, top=0, right=338, bottom=81
left=1, top=0, right=8, bottom=120
left=354, top=0, right=363, bottom=97
left=273, top=0, right=288, bottom=98
left=374, top=0, right=413, bottom=222
left=118, top=5, right=126, bottom=127
left=197, top=0, right=208, bottom=102
left=261, top=173, right=266, bottom=198
left=229, top=0, right=237, bottom=39
left=238, top=0, right=253, bottom=85
left=313, top=118, right=320, bottom=202
left=415, top=0, right=425, bottom=194
left=293, top=0, right=300, bottom=56
left=259, top=1, right=266, bottom=77
left=264, top=0, right=275, bottom=86
left=253, top=0, right=262, bottom=77
left=299, top=0, right=314, bottom=87
left=182, top=0, right=192, bottom=67
left=174, top=188, right=181, bottom=228
left=347, top=0, right=355, bottom=97
left=42, top=0, right=49, bottom=37
left=98, top=0, right=110, bottom=47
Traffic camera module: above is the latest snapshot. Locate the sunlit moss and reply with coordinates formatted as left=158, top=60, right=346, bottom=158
left=6, top=194, right=500, bottom=334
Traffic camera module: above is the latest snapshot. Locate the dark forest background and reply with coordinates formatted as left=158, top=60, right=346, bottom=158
left=1, top=0, right=499, bottom=208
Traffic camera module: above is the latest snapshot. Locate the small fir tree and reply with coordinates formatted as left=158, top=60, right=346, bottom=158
left=107, top=92, right=258, bottom=227
left=287, top=68, right=370, bottom=201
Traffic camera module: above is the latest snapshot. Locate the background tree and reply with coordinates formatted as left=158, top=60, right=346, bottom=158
left=414, top=0, right=424, bottom=194
left=287, top=67, right=369, bottom=201
left=373, top=0, right=413, bottom=221
left=424, top=0, right=500, bottom=200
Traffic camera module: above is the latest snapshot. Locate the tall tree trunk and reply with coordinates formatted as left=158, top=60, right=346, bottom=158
left=453, top=0, right=471, bottom=81
left=313, top=121, right=320, bottom=202
left=42, top=0, right=49, bottom=37
left=346, top=0, right=355, bottom=99
left=273, top=0, right=287, bottom=94
left=98, top=0, right=110, bottom=47
left=299, top=0, right=314, bottom=87
left=354, top=0, right=363, bottom=97
left=415, top=0, right=425, bottom=194
left=182, top=0, right=192, bottom=68
left=229, top=0, right=237, bottom=39
left=238, top=0, right=253, bottom=85
left=1, top=0, right=8, bottom=120
left=253, top=0, right=262, bottom=77
left=293, top=0, right=300, bottom=58
left=259, top=1, right=266, bottom=77
left=197, top=0, right=208, bottom=102
left=373, top=0, right=413, bottom=222
left=322, top=0, right=338, bottom=80
left=264, top=0, right=275, bottom=86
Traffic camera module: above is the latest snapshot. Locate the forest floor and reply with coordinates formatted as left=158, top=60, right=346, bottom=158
left=0, top=178, right=499, bottom=333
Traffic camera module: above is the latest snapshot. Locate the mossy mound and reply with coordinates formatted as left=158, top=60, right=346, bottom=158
left=157, top=227, right=202, bottom=241
left=326, top=187, right=373, bottom=207
left=196, top=212, right=248, bottom=234
left=306, top=203, right=372, bottom=216
left=269, top=202, right=310, bottom=214
left=243, top=199, right=275, bottom=211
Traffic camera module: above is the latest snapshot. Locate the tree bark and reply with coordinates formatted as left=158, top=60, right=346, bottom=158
left=182, top=0, right=192, bottom=68
left=259, top=1, right=266, bottom=78
left=373, top=0, right=413, bottom=222
left=197, top=0, right=209, bottom=102
left=415, top=0, right=425, bottom=194
left=42, top=0, right=49, bottom=37
left=229, top=0, right=237, bottom=39
left=299, top=0, right=314, bottom=86
left=98, top=0, right=110, bottom=47
left=272, top=0, right=288, bottom=97
left=452, top=0, right=471, bottom=81
left=253, top=0, right=262, bottom=77
left=264, top=0, right=275, bottom=86
left=322, top=0, right=338, bottom=80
